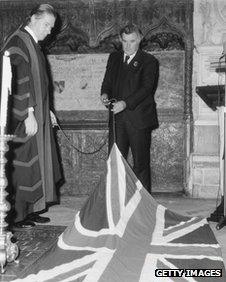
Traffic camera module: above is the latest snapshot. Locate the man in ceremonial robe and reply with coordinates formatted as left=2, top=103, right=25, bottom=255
left=2, top=4, right=62, bottom=229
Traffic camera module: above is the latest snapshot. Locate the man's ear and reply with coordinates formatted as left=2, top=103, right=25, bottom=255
left=30, top=15, right=36, bottom=25
left=30, top=14, right=40, bottom=25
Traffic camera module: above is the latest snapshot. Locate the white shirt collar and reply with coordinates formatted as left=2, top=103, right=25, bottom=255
left=24, top=26, right=38, bottom=43
left=124, top=52, right=137, bottom=64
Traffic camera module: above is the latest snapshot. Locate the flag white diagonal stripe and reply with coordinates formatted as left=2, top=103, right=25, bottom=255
left=151, top=204, right=165, bottom=242
left=155, top=218, right=209, bottom=245
left=154, top=254, right=223, bottom=261
left=153, top=243, right=220, bottom=248
left=58, top=233, right=114, bottom=252
left=164, top=217, right=201, bottom=232
left=152, top=206, right=210, bottom=246
left=115, top=189, right=141, bottom=236
left=13, top=252, right=101, bottom=282
left=140, top=254, right=175, bottom=282
left=157, top=257, right=197, bottom=282
left=106, top=158, right=115, bottom=229
left=73, top=211, right=115, bottom=237
left=116, top=148, right=126, bottom=217
left=83, top=250, right=115, bottom=282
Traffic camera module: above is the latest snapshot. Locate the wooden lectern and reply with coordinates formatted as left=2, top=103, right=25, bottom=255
left=196, top=43, right=226, bottom=230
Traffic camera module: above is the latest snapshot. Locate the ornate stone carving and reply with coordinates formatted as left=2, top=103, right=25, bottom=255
left=142, top=32, right=185, bottom=51
left=0, top=0, right=193, bottom=53
left=57, top=129, right=108, bottom=196
left=214, top=1, right=226, bottom=24
left=199, top=0, right=215, bottom=45
left=195, top=0, right=226, bottom=46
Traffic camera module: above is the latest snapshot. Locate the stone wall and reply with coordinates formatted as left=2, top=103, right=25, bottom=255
left=53, top=50, right=186, bottom=195
left=192, top=0, right=226, bottom=198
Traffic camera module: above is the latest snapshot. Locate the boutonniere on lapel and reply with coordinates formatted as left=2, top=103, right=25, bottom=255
left=133, top=61, right=139, bottom=67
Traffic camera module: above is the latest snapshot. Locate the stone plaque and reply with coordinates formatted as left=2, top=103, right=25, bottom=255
left=49, top=51, right=185, bottom=113
left=197, top=46, right=225, bottom=86
left=48, top=54, right=109, bottom=111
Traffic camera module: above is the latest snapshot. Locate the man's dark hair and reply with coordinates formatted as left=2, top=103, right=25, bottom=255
left=119, top=24, right=143, bottom=38
left=26, top=4, right=57, bottom=24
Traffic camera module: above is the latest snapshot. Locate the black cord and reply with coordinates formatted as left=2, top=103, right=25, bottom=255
left=107, top=98, right=117, bottom=143
left=54, top=98, right=117, bottom=156
left=55, top=122, right=108, bottom=155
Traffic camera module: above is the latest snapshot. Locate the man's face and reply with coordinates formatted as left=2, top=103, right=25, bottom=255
left=120, top=32, right=141, bottom=56
left=30, top=13, right=55, bottom=41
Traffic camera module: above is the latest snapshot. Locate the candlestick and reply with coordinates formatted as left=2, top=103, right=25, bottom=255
left=0, top=134, right=19, bottom=273
left=0, top=51, right=18, bottom=272
left=0, top=51, right=12, bottom=135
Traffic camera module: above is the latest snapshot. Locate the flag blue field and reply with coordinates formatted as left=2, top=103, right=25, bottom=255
left=14, top=144, right=225, bottom=281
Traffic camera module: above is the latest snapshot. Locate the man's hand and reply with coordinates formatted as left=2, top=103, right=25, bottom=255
left=24, top=111, right=38, bottom=136
left=100, top=93, right=110, bottom=106
left=50, top=110, right=58, bottom=127
left=112, top=100, right=126, bottom=114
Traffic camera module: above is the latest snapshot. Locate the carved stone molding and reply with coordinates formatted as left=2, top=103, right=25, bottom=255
left=195, top=0, right=226, bottom=47
left=0, top=0, right=192, bottom=54
left=56, top=109, right=185, bottom=130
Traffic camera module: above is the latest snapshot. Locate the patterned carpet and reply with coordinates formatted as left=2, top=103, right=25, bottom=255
left=0, top=196, right=225, bottom=281
left=0, top=225, right=66, bottom=281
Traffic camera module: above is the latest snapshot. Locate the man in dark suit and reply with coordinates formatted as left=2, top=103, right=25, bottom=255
left=101, top=24, right=159, bottom=193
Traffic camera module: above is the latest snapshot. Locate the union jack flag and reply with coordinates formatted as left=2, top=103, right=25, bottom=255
left=14, top=144, right=225, bottom=281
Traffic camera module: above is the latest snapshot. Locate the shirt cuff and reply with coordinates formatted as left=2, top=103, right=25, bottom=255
left=28, top=107, right=34, bottom=112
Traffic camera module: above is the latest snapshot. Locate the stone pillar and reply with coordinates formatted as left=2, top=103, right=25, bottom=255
left=192, top=0, right=226, bottom=198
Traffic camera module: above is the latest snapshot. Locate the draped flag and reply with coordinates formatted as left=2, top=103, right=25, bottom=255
left=14, top=144, right=225, bottom=282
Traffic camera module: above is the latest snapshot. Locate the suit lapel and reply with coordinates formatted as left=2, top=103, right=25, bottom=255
left=127, top=49, right=143, bottom=70
left=114, top=51, right=124, bottom=97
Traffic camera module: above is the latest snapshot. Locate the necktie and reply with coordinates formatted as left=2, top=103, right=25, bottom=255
left=124, top=55, right=130, bottom=64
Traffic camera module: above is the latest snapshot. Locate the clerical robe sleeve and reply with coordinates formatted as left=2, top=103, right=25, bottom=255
left=8, top=40, right=36, bottom=122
